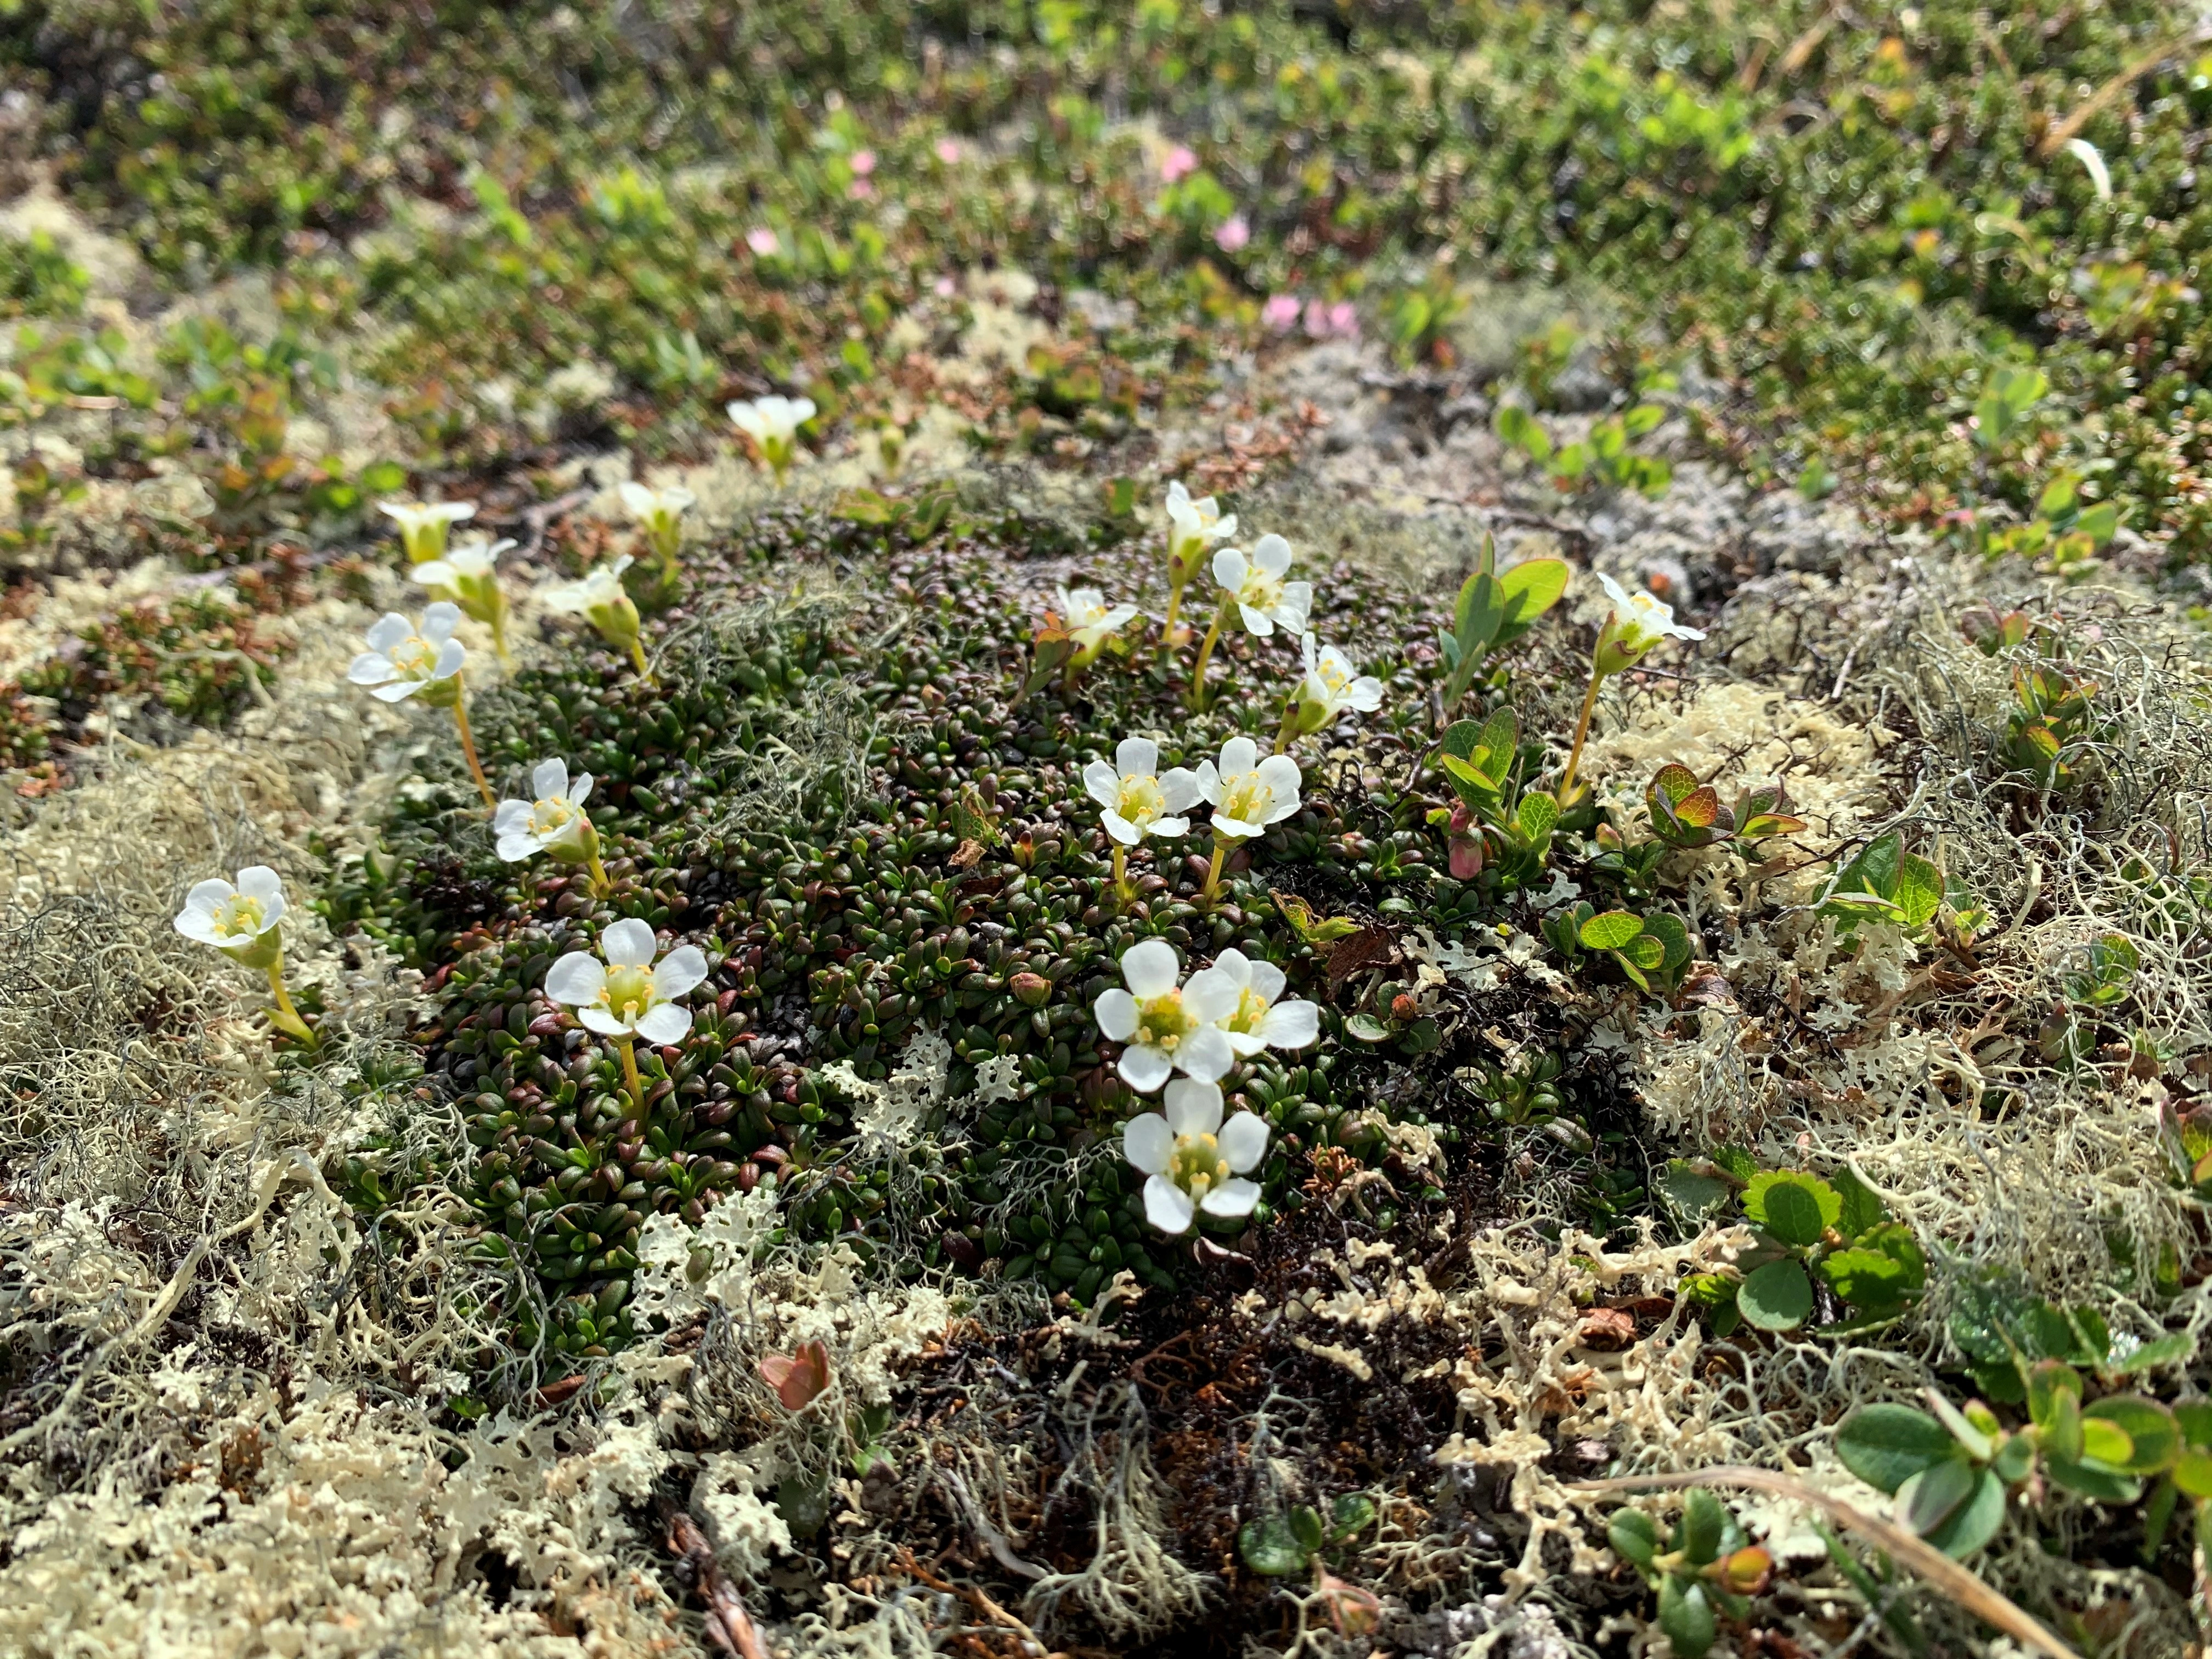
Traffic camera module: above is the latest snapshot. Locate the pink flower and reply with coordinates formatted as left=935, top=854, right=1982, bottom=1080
left=1303, top=298, right=1332, bottom=338
left=1161, top=144, right=1198, bottom=184
left=934, top=275, right=957, bottom=298
left=746, top=227, right=781, bottom=258
left=850, top=149, right=876, bottom=177
left=1328, top=301, right=1359, bottom=339
left=1214, top=215, right=1250, bottom=252
left=848, top=178, right=875, bottom=200
left=935, top=138, right=963, bottom=165
left=1262, top=294, right=1301, bottom=331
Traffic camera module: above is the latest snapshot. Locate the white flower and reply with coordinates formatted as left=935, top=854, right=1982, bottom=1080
left=1292, top=632, right=1384, bottom=729
left=413, top=537, right=514, bottom=624
left=1165, top=479, right=1236, bottom=582
left=1595, top=571, right=1705, bottom=669
left=1057, top=585, right=1139, bottom=662
left=545, top=918, right=709, bottom=1045
left=729, top=396, right=817, bottom=479
left=348, top=603, right=466, bottom=703
left=1185, top=948, right=1319, bottom=1057
left=380, top=499, right=477, bottom=565
left=1196, top=736, right=1302, bottom=840
left=1211, top=534, right=1312, bottom=636
left=1092, top=938, right=1237, bottom=1091
left=495, top=758, right=598, bottom=864
left=543, top=555, right=642, bottom=650
left=1122, top=1079, right=1268, bottom=1234
left=1084, top=736, right=1200, bottom=845
left=174, top=865, right=287, bottom=966
left=619, top=480, right=695, bottom=560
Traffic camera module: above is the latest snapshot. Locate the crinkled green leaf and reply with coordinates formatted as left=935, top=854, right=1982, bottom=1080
left=1742, top=1171, right=1841, bottom=1248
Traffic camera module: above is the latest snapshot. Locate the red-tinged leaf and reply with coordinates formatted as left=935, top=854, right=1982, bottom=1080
left=761, top=1339, right=832, bottom=1410
left=1650, top=763, right=1700, bottom=806
left=1671, top=785, right=1724, bottom=830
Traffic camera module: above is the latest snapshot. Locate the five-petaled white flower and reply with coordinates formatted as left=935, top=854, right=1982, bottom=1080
left=1057, top=586, right=1139, bottom=665
left=729, top=396, right=817, bottom=481
left=349, top=603, right=466, bottom=704
left=1186, top=948, right=1319, bottom=1057
left=1197, top=736, right=1302, bottom=840
left=543, top=555, right=643, bottom=653
left=495, top=759, right=599, bottom=865
left=1594, top=571, right=1705, bottom=673
left=1084, top=736, right=1200, bottom=846
left=546, top=918, right=709, bottom=1045
left=1212, top=533, right=1312, bottom=637
left=1165, top=479, right=1236, bottom=583
left=1122, top=1079, right=1268, bottom=1234
left=1290, top=633, right=1384, bottom=733
left=412, top=536, right=515, bottom=663
left=173, top=865, right=288, bottom=967
left=380, top=499, right=476, bottom=566
left=620, top=480, right=695, bottom=561
left=1093, top=938, right=1236, bottom=1091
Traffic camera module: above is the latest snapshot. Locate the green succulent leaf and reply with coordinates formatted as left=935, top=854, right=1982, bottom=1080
left=1657, top=1576, right=1717, bottom=1659
left=1608, top=1507, right=1660, bottom=1573
left=1679, top=1488, right=1727, bottom=1566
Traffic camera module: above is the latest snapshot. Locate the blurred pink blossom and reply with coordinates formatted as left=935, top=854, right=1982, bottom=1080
left=746, top=227, right=781, bottom=257
left=935, top=138, right=963, bottom=165
left=850, top=149, right=876, bottom=177
left=1328, top=301, right=1359, bottom=338
left=1214, top=215, right=1250, bottom=252
left=848, top=178, right=875, bottom=200
left=934, top=275, right=958, bottom=298
left=1160, top=144, right=1198, bottom=183
left=1262, top=294, right=1301, bottom=331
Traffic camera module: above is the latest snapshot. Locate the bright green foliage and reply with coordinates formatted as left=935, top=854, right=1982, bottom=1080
left=1819, top=831, right=1948, bottom=932
left=1608, top=1490, right=1770, bottom=1659
left=1495, top=400, right=1672, bottom=497
left=1436, top=536, right=1570, bottom=712
left=1238, top=1493, right=1376, bottom=1578
left=1544, top=900, right=1690, bottom=994
left=1671, top=1162, right=1925, bottom=1335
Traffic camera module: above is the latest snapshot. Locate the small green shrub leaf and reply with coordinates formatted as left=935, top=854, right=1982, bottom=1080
left=1742, top=1171, right=1840, bottom=1246
left=1835, top=1404, right=1960, bottom=1494
left=1736, top=1257, right=1814, bottom=1330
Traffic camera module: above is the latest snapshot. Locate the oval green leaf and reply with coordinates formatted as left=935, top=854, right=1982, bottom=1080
left=1737, top=1257, right=1814, bottom=1331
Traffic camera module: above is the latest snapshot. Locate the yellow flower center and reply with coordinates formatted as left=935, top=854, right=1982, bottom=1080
left=601, top=966, right=655, bottom=1025
left=1134, top=990, right=1193, bottom=1052
left=1318, top=657, right=1351, bottom=694
left=1168, top=1131, right=1230, bottom=1200
left=212, top=895, right=266, bottom=939
left=1223, top=986, right=1269, bottom=1036
left=1114, top=774, right=1166, bottom=830
left=1219, top=770, right=1274, bottom=826
left=530, top=796, right=577, bottom=838
left=1236, top=568, right=1284, bottom=612
left=389, top=635, right=438, bottom=677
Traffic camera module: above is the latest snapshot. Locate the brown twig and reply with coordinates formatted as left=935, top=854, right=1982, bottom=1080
left=893, top=1545, right=1059, bottom=1655
left=665, top=1508, right=770, bottom=1659
left=2037, top=24, right=2212, bottom=158
left=1570, top=1468, right=2079, bottom=1659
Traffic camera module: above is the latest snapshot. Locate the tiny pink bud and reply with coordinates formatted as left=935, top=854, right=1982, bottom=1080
left=1214, top=214, right=1250, bottom=252
left=1161, top=144, right=1198, bottom=183
left=850, top=149, right=876, bottom=176
left=935, top=138, right=963, bottom=165
left=746, top=227, right=780, bottom=257
left=1262, top=294, right=1301, bottom=330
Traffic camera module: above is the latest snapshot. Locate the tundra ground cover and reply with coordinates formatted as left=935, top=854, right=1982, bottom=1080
left=5, top=4, right=2212, bottom=1657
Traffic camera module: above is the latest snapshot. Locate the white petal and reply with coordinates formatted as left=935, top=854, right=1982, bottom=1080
left=1218, top=736, right=1259, bottom=776
left=636, top=1003, right=693, bottom=1045
left=1158, top=768, right=1201, bottom=812
left=1101, top=811, right=1141, bottom=846
left=1211, top=547, right=1247, bottom=589
left=235, top=866, right=285, bottom=907
left=1119, top=1044, right=1173, bottom=1093
left=183, top=878, right=235, bottom=916
left=1200, top=1178, right=1261, bottom=1219
left=370, top=680, right=422, bottom=702
left=1255, top=756, right=1302, bottom=817
left=1194, top=761, right=1221, bottom=804
left=421, top=601, right=463, bottom=641
left=495, top=832, right=540, bottom=862
left=619, top=481, right=652, bottom=515
left=1217, top=1111, right=1270, bottom=1174
left=568, top=771, right=594, bottom=807
left=347, top=652, right=394, bottom=686
left=1276, top=584, right=1313, bottom=634
left=792, top=397, right=817, bottom=422
left=412, top=560, right=457, bottom=588
left=1259, top=1000, right=1320, bottom=1050
left=533, top=758, right=569, bottom=799
left=1212, top=513, right=1237, bottom=540
left=1144, top=1176, right=1195, bottom=1235
left=1119, top=938, right=1180, bottom=998
left=1222, top=1028, right=1268, bottom=1057
left=1083, top=759, right=1122, bottom=809
left=1167, top=478, right=1192, bottom=509
left=544, top=952, right=606, bottom=1005
left=174, top=910, right=227, bottom=946
left=1180, top=969, right=1240, bottom=1026
left=494, top=799, right=533, bottom=836
left=1347, top=678, right=1384, bottom=712
left=653, top=945, right=709, bottom=1000
left=1254, top=533, right=1292, bottom=577
left=1598, top=571, right=1632, bottom=609
left=1114, top=736, right=1159, bottom=779
left=1122, top=1113, right=1173, bottom=1175
left=433, top=637, right=467, bottom=679
left=1163, top=1079, right=1223, bottom=1137
left=1177, top=1025, right=1234, bottom=1083
left=600, top=918, right=657, bottom=968
left=1238, top=602, right=1274, bottom=637
left=1300, top=631, right=1321, bottom=674
left=578, top=1005, right=630, bottom=1036
left=1244, top=956, right=1284, bottom=1001
left=365, top=613, right=411, bottom=652
left=1094, top=988, right=1139, bottom=1041
left=1150, top=814, right=1189, bottom=837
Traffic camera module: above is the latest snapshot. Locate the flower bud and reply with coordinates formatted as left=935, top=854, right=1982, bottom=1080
left=1011, top=972, right=1052, bottom=1008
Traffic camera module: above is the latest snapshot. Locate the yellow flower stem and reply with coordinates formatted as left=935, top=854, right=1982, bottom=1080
left=1111, top=843, right=1130, bottom=903
left=264, top=960, right=317, bottom=1048
left=450, top=686, right=497, bottom=812
left=1199, top=834, right=1233, bottom=906
left=1273, top=706, right=1300, bottom=754
left=616, top=1035, right=646, bottom=1115
left=1557, top=661, right=1607, bottom=809
left=489, top=609, right=515, bottom=670
left=1188, top=596, right=1231, bottom=712
left=627, top=638, right=655, bottom=685
left=586, top=849, right=612, bottom=897
left=1160, top=578, right=1186, bottom=662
